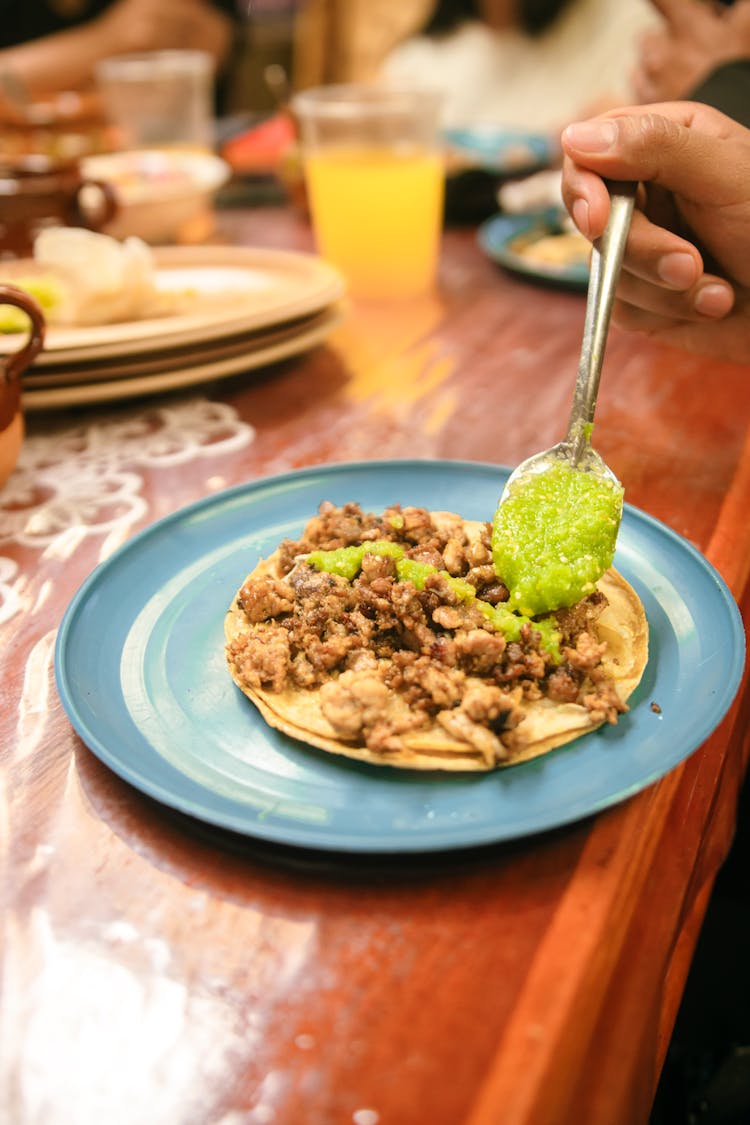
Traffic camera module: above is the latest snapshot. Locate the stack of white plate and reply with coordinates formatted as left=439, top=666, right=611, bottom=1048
left=5, top=246, right=347, bottom=410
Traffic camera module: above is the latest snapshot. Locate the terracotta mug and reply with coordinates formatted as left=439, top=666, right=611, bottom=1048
left=0, top=285, right=46, bottom=486
left=0, top=153, right=119, bottom=257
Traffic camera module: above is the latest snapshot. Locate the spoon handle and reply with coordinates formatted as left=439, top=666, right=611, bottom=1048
left=566, top=180, right=637, bottom=462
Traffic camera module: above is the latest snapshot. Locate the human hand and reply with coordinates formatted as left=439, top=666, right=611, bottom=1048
left=633, top=0, right=750, bottom=103
left=560, top=102, right=750, bottom=363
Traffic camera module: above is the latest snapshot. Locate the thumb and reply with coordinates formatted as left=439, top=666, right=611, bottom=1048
left=561, top=107, right=749, bottom=208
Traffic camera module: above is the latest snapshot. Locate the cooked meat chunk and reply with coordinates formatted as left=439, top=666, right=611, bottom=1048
left=360, top=552, right=397, bottom=581
left=320, top=668, right=428, bottom=750
left=306, top=634, right=360, bottom=671
left=466, top=565, right=509, bottom=605
left=347, top=649, right=379, bottom=673
left=454, top=629, right=508, bottom=675
left=554, top=592, right=607, bottom=645
left=289, top=654, right=318, bottom=688
left=289, top=565, right=347, bottom=599
left=406, top=545, right=445, bottom=569
left=582, top=683, right=627, bottom=724
left=460, top=682, right=521, bottom=728
left=465, top=564, right=496, bottom=588
left=400, top=506, right=443, bottom=544
left=442, top=536, right=468, bottom=575
left=432, top=603, right=487, bottom=631
left=238, top=576, right=294, bottom=623
left=476, top=582, right=510, bottom=605
left=546, top=665, right=581, bottom=703
left=466, top=531, right=493, bottom=567
left=296, top=500, right=388, bottom=549
left=385, top=654, right=466, bottom=710
left=320, top=669, right=391, bottom=738
left=228, top=626, right=290, bottom=692
left=566, top=631, right=607, bottom=672
left=495, top=641, right=546, bottom=682
left=289, top=565, right=359, bottom=627
left=437, top=708, right=509, bottom=765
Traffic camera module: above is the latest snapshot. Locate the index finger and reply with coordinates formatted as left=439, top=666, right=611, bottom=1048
left=560, top=104, right=750, bottom=207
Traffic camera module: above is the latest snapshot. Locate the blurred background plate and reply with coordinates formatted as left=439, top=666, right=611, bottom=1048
left=0, top=245, right=346, bottom=361
left=478, top=208, right=590, bottom=290
left=21, top=304, right=344, bottom=388
left=442, top=125, right=553, bottom=176
left=22, top=302, right=344, bottom=409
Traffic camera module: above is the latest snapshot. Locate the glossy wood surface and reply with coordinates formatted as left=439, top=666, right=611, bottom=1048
left=2, top=204, right=749, bottom=1125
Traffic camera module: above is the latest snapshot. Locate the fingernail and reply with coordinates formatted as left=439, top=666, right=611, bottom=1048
left=693, top=283, right=734, bottom=317
left=563, top=121, right=618, bottom=152
left=657, top=252, right=698, bottom=289
left=572, top=198, right=590, bottom=237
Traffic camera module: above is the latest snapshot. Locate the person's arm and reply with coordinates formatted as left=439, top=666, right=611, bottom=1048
left=559, top=102, right=750, bottom=363
left=0, top=0, right=235, bottom=98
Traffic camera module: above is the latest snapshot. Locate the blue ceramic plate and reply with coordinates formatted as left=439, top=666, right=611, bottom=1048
left=478, top=209, right=590, bottom=290
left=55, top=460, right=745, bottom=854
left=442, top=126, right=552, bottom=177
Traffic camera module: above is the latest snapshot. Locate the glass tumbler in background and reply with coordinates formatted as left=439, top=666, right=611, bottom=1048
left=291, top=84, right=444, bottom=300
left=95, top=50, right=215, bottom=151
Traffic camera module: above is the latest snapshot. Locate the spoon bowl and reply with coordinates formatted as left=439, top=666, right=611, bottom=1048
left=502, top=437, right=621, bottom=492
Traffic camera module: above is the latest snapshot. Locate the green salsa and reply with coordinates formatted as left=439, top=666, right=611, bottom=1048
left=492, top=461, right=624, bottom=617
left=306, top=541, right=561, bottom=659
left=306, top=539, right=404, bottom=580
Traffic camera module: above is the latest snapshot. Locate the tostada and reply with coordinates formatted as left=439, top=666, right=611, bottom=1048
left=225, top=501, right=648, bottom=771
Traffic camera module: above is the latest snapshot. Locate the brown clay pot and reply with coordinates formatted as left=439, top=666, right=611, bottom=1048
left=0, top=153, right=118, bottom=258
left=0, top=285, right=46, bottom=486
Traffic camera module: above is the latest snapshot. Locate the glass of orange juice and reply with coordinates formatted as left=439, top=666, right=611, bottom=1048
left=292, top=84, right=444, bottom=300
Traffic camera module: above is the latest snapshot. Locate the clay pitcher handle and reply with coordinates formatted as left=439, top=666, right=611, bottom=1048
left=69, top=177, right=119, bottom=230
left=0, top=284, right=46, bottom=431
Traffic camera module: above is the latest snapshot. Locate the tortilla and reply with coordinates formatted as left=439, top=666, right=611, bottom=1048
left=225, top=510, right=648, bottom=771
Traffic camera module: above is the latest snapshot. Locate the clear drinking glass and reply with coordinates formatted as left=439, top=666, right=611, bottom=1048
left=95, top=50, right=215, bottom=151
left=292, top=84, right=444, bottom=300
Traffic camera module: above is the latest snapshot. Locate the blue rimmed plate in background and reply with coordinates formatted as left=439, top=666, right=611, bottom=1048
left=478, top=208, right=590, bottom=290
left=443, top=126, right=553, bottom=177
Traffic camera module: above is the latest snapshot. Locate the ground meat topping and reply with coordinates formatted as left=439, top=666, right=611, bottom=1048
left=229, top=502, right=625, bottom=760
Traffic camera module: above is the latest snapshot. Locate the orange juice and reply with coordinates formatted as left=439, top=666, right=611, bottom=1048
left=304, top=145, right=444, bottom=299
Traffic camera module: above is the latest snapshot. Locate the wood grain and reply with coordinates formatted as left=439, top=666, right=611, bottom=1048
left=1, top=206, right=748, bottom=1125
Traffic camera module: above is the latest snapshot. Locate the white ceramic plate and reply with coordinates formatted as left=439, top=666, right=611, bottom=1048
left=22, top=305, right=344, bottom=388
left=23, top=303, right=344, bottom=409
left=1, top=245, right=346, bottom=362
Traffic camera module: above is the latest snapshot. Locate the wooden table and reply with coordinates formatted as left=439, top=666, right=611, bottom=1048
left=2, top=205, right=749, bottom=1125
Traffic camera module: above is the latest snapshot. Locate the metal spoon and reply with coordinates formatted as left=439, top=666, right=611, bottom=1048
left=499, top=180, right=637, bottom=498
